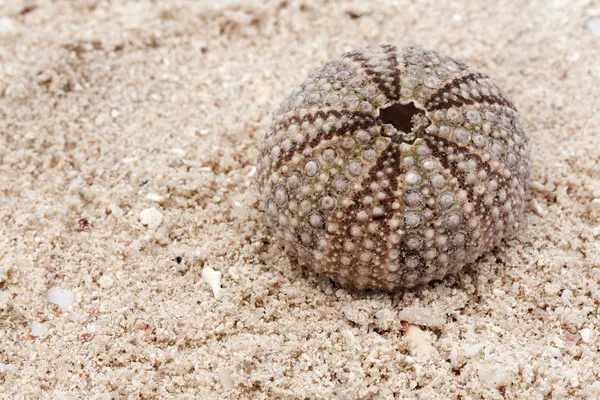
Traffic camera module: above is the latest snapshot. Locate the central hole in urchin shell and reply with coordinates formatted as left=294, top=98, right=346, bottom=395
left=378, top=101, right=426, bottom=138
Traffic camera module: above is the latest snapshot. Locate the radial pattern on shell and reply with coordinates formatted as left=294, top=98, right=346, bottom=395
left=256, top=44, right=531, bottom=291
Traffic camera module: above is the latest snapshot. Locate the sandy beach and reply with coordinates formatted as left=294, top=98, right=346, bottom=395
left=1, top=0, right=600, bottom=398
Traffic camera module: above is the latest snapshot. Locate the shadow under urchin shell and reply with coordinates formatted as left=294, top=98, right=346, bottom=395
left=256, top=44, right=531, bottom=292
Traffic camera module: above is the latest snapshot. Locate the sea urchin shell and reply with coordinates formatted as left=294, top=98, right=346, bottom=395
left=256, top=44, right=531, bottom=291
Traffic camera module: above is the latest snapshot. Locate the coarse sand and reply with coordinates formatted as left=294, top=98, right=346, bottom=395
left=1, top=0, right=600, bottom=399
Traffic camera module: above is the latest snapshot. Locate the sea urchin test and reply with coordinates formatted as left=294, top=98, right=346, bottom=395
left=256, top=44, right=531, bottom=291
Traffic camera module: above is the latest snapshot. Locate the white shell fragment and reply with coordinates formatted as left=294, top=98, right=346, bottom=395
left=217, top=367, right=234, bottom=390
left=585, top=17, right=600, bottom=35
left=98, top=275, right=114, bottom=288
left=171, top=148, right=186, bottom=157
left=0, top=291, right=10, bottom=309
left=463, top=343, right=485, bottom=357
left=531, top=198, right=548, bottom=217
left=140, top=207, right=164, bottom=230
left=201, top=266, right=222, bottom=299
left=146, top=193, right=165, bottom=202
left=405, top=325, right=434, bottom=355
left=0, top=17, right=17, bottom=37
left=46, top=287, right=76, bottom=310
left=478, top=362, right=515, bottom=388
left=31, top=321, right=49, bottom=338
left=398, top=307, right=446, bottom=327
left=580, top=328, right=592, bottom=343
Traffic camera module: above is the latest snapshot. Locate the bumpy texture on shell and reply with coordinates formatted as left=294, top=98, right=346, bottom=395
left=256, top=44, right=531, bottom=291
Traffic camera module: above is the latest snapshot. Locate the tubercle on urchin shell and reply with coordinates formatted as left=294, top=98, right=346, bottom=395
left=255, top=44, right=531, bottom=292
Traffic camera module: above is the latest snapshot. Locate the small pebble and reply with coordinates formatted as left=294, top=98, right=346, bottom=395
left=217, top=367, right=234, bottom=390
left=110, top=109, right=120, bottom=118
left=544, top=282, right=560, bottom=296
left=585, top=17, right=600, bottom=35
left=145, top=193, right=164, bottom=202
left=570, top=376, right=580, bottom=388
left=531, top=198, right=548, bottom=217
left=140, top=207, right=164, bottom=230
left=405, top=325, right=434, bottom=355
left=587, top=382, right=600, bottom=398
left=122, top=156, right=138, bottom=164
left=591, top=226, right=600, bottom=237
left=580, top=328, right=592, bottom=343
left=0, top=291, right=10, bottom=309
left=546, top=347, right=562, bottom=358
left=46, top=287, right=76, bottom=310
left=529, top=181, right=545, bottom=191
left=553, top=336, right=566, bottom=348
left=342, top=329, right=360, bottom=348
left=463, top=343, right=484, bottom=357
left=201, top=266, right=222, bottom=299
left=171, top=148, right=186, bottom=157
left=0, top=17, right=16, bottom=37
left=398, top=307, right=445, bottom=327
left=450, top=344, right=459, bottom=367
left=31, top=322, right=49, bottom=338
left=228, top=267, right=240, bottom=280
left=155, top=232, right=168, bottom=245
left=561, top=289, right=573, bottom=302
left=98, top=275, right=114, bottom=288
left=478, top=363, right=513, bottom=388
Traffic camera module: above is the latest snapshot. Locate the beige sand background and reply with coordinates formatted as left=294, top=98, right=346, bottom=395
left=1, top=0, right=600, bottom=398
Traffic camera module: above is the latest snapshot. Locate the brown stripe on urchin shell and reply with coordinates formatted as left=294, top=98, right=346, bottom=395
left=343, top=44, right=401, bottom=101
left=367, top=143, right=405, bottom=287
left=423, top=135, right=481, bottom=208
left=270, top=110, right=378, bottom=171
left=424, top=71, right=487, bottom=108
left=424, top=71, right=517, bottom=111
left=439, top=92, right=517, bottom=112
left=333, top=140, right=402, bottom=281
left=422, top=134, right=510, bottom=220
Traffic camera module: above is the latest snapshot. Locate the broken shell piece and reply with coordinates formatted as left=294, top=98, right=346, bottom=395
left=201, top=266, right=222, bottom=299
left=404, top=324, right=434, bottom=355
left=398, top=307, right=446, bottom=327
left=140, top=207, right=164, bottom=230
left=46, top=287, right=76, bottom=310
left=31, top=321, right=49, bottom=338
left=217, top=367, right=234, bottom=390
